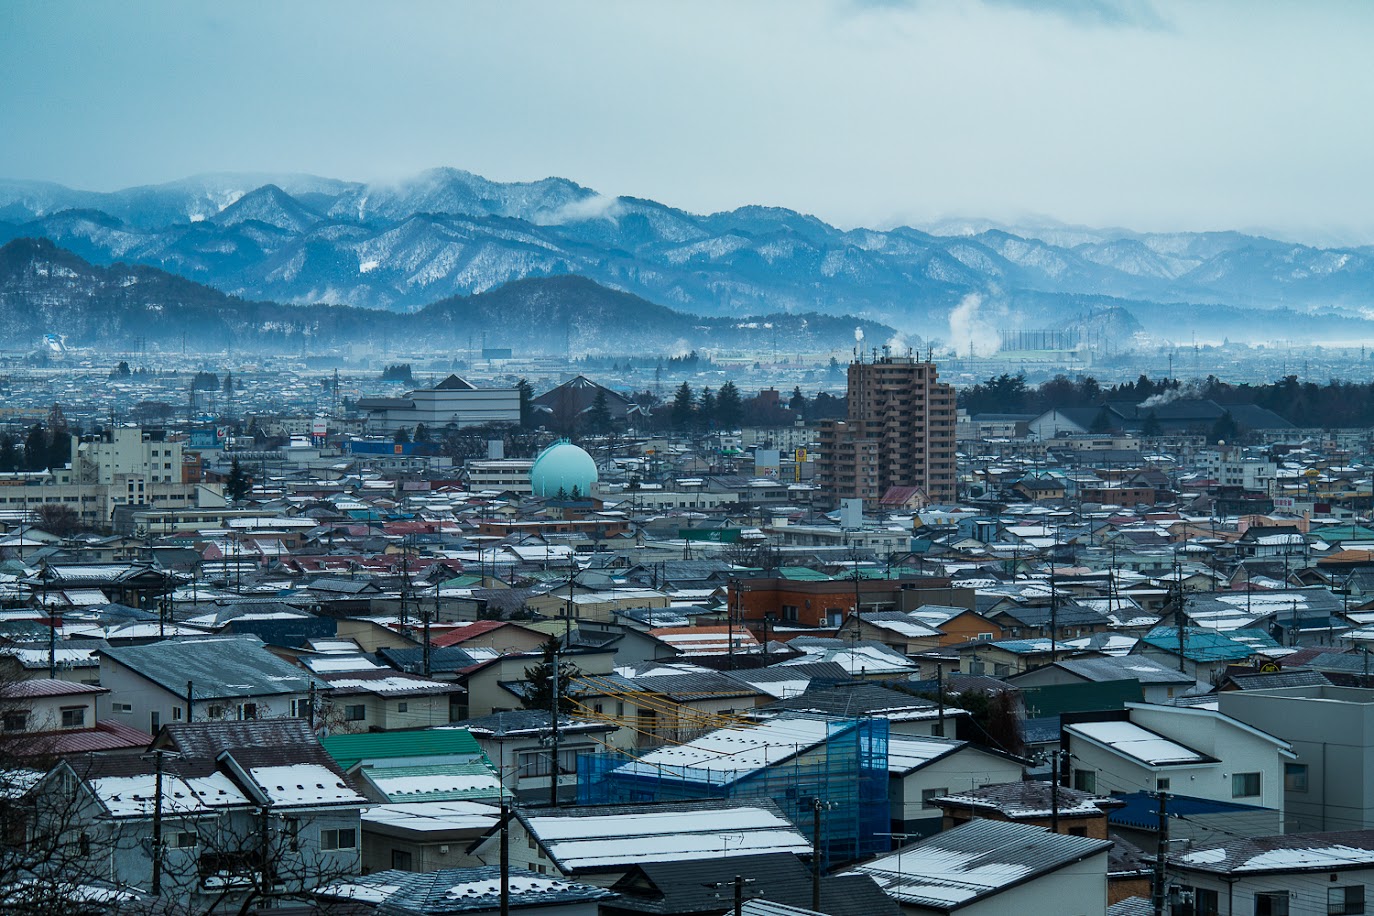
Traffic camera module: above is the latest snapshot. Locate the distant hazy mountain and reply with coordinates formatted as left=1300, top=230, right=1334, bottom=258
left=3, top=169, right=1374, bottom=341
left=0, top=237, right=894, bottom=354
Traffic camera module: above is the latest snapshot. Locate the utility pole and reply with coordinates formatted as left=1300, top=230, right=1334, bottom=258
left=935, top=662, right=945, bottom=737
left=1049, top=563, right=1058, bottom=664
left=144, top=748, right=180, bottom=895
left=424, top=580, right=437, bottom=678
left=549, top=650, right=561, bottom=808
left=812, top=800, right=823, bottom=913
left=186, top=681, right=194, bottom=723
left=499, top=802, right=511, bottom=916
left=1048, top=748, right=1066, bottom=833
left=1152, top=791, right=1169, bottom=916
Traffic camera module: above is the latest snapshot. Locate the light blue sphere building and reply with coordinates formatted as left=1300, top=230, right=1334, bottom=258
left=530, top=440, right=598, bottom=498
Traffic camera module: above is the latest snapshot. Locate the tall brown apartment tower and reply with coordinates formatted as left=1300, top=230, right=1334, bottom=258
left=817, top=353, right=957, bottom=508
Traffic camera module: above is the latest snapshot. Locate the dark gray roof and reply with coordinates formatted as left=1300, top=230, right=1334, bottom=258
left=1108, top=896, right=1155, bottom=916
left=461, top=710, right=614, bottom=738
left=101, top=635, right=315, bottom=699
left=1223, top=669, right=1333, bottom=690
left=317, top=866, right=614, bottom=912
left=852, top=820, right=1112, bottom=909
left=161, top=718, right=321, bottom=761
left=759, top=682, right=941, bottom=719
left=1043, top=657, right=1195, bottom=686
left=934, top=781, right=1121, bottom=819
left=1169, top=829, right=1374, bottom=875
left=608, top=853, right=900, bottom=916
left=625, top=671, right=765, bottom=701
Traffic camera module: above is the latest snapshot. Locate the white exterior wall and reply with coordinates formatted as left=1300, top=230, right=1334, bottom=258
left=325, top=692, right=456, bottom=734
left=894, top=751, right=1026, bottom=828
left=1174, top=865, right=1374, bottom=916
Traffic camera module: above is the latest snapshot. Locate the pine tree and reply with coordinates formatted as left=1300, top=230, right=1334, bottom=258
left=226, top=458, right=251, bottom=502
left=671, top=382, right=695, bottom=430
left=517, top=378, right=536, bottom=428
left=585, top=389, right=613, bottom=435
left=413, top=423, right=430, bottom=442
left=521, top=638, right=582, bottom=714
left=698, top=387, right=716, bottom=429
left=394, top=426, right=411, bottom=444
left=23, top=424, right=46, bottom=472
left=789, top=386, right=807, bottom=417
left=716, top=381, right=742, bottom=429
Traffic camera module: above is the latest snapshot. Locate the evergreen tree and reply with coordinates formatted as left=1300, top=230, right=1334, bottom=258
left=0, top=434, right=15, bottom=473
left=1141, top=411, right=1163, bottom=438
left=1089, top=408, right=1114, bottom=433
left=698, top=387, right=716, bottom=428
left=521, top=638, right=583, bottom=714
left=394, top=426, right=411, bottom=444
left=1209, top=410, right=1240, bottom=444
left=517, top=378, right=536, bottom=428
left=716, top=381, right=743, bottom=429
left=584, top=389, right=613, bottom=435
left=23, top=424, right=46, bottom=472
left=413, top=423, right=430, bottom=442
left=789, top=386, right=807, bottom=417
left=671, top=382, right=695, bottom=430
left=226, top=458, right=251, bottom=502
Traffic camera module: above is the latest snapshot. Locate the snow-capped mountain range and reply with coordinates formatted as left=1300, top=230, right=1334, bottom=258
left=2, top=168, right=1373, bottom=338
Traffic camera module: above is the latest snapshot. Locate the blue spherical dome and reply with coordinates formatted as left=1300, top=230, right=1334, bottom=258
left=530, top=440, right=598, bottom=498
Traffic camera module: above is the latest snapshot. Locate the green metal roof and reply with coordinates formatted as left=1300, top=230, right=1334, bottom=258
left=777, top=567, right=832, bottom=581
left=321, top=727, right=482, bottom=771
left=359, top=761, right=505, bottom=803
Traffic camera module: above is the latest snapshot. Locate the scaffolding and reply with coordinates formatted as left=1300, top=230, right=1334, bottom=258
left=576, top=715, right=890, bottom=867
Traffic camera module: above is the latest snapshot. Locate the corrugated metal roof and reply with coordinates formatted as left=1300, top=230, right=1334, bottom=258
left=101, top=635, right=314, bottom=699
left=322, top=728, right=482, bottom=770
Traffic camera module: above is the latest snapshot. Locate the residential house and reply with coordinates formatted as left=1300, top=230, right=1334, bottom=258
left=466, top=799, right=812, bottom=886
left=1219, top=685, right=1374, bottom=833
left=1063, top=704, right=1294, bottom=827
left=1009, top=657, right=1199, bottom=705
left=461, top=710, right=622, bottom=803
left=358, top=802, right=499, bottom=874
left=849, top=819, right=1112, bottom=916
left=316, top=865, right=615, bottom=914
left=601, top=853, right=901, bottom=916
left=97, top=635, right=316, bottom=735
left=885, top=736, right=1027, bottom=836
left=1167, top=829, right=1374, bottom=916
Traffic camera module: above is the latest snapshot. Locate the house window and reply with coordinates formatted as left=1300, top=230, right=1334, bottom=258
left=921, top=788, right=948, bottom=808
left=172, top=707, right=182, bottom=721
left=1330, top=886, right=1365, bottom=915
left=1157, top=778, right=1171, bottom=792
left=344, top=705, right=366, bottom=722
left=1232, top=772, right=1261, bottom=798
left=60, top=707, right=85, bottom=728
left=238, top=704, right=257, bottom=721
left=1073, top=769, right=1096, bottom=793
left=391, top=849, right=413, bottom=870
left=320, top=828, right=356, bottom=851
left=1284, top=763, right=1309, bottom=792
left=206, top=705, right=225, bottom=720
left=171, top=832, right=198, bottom=849
left=396, top=702, right=408, bottom=713
left=113, top=703, right=133, bottom=714
left=781, top=604, right=799, bottom=622
left=2, top=713, right=27, bottom=733
left=290, top=699, right=309, bottom=719
left=1254, top=892, right=1289, bottom=916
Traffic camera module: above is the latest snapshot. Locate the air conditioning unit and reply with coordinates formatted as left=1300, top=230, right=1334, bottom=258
left=438, top=845, right=449, bottom=855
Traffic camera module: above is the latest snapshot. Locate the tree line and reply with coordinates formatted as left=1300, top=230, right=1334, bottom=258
left=958, top=371, right=1374, bottom=428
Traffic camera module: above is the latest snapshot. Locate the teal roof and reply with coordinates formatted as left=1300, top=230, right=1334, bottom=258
left=1140, top=626, right=1278, bottom=662
left=777, top=567, right=832, bottom=581
left=321, top=728, right=482, bottom=770
left=359, top=762, right=505, bottom=803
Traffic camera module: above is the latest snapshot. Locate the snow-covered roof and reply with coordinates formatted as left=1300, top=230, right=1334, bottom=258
left=1065, top=720, right=1213, bottom=766
left=246, top=764, right=367, bottom=808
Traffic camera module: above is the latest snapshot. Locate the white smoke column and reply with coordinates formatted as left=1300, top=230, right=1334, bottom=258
left=854, top=326, right=865, bottom=344
left=1139, top=388, right=1186, bottom=409
left=948, top=293, right=1001, bottom=357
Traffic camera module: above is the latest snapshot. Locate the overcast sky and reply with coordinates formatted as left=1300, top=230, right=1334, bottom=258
left=4, top=1, right=1374, bottom=242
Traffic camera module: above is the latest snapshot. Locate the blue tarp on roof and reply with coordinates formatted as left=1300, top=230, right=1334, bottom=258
left=1109, top=790, right=1270, bottom=830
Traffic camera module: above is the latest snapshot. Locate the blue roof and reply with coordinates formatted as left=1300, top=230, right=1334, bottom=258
left=1109, top=790, right=1271, bottom=830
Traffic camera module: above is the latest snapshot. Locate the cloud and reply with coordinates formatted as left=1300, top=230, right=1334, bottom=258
left=981, top=0, right=1171, bottom=30
left=535, top=194, right=625, bottom=226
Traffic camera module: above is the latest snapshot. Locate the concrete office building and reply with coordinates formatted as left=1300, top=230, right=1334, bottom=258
left=356, top=374, right=520, bottom=435
left=817, top=353, right=957, bottom=508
